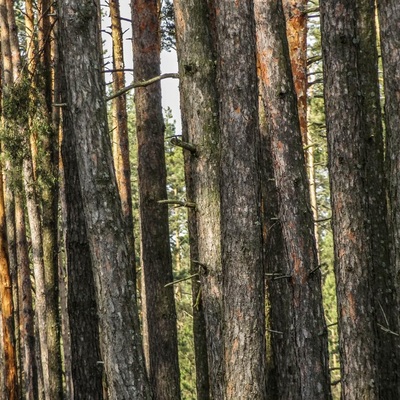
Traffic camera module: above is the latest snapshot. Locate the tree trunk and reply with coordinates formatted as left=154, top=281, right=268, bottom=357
left=109, top=0, right=136, bottom=295
left=173, top=1, right=223, bottom=398
left=255, top=1, right=332, bottom=398
left=282, top=0, right=319, bottom=247
left=16, top=192, right=38, bottom=400
left=37, top=1, right=63, bottom=397
left=0, top=163, right=17, bottom=400
left=379, top=0, right=400, bottom=340
left=357, top=1, right=399, bottom=396
left=62, top=109, right=104, bottom=399
left=213, top=1, right=266, bottom=398
left=23, top=154, right=51, bottom=400
left=320, top=0, right=399, bottom=397
left=131, top=1, right=181, bottom=399
left=4, top=0, right=22, bottom=388
left=0, top=2, right=24, bottom=398
left=58, top=1, right=151, bottom=398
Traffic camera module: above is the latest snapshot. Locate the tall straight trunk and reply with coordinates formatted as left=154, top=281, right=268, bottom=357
left=0, top=165, right=17, bottom=400
left=320, top=0, right=399, bottom=397
left=255, top=1, right=332, bottom=398
left=4, top=0, right=21, bottom=386
left=379, top=0, right=400, bottom=328
left=213, top=1, right=266, bottom=398
left=37, top=1, right=63, bottom=397
left=356, top=0, right=399, bottom=396
left=23, top=155, right=50, bottom=399
left=21, top=1, right=52, bottom=397
left=131, top=1, right=181, bottom=399
left=58, top=1, right=151, bottom=398
left=109, top=0, right=136, bottom=295
left=62, top=110, right=104, bottom=399
left=173, top=1, right=221, bottom=398
left=16, top=192, right=38, bottom=400
left=282, top=0, right=319, bottom=242
left=0, top=2, right=22, bottom=398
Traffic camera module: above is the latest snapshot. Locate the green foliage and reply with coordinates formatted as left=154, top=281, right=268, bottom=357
left=308, top=10, right=340, bottom=398
left=163, top=108, right=196, bottom=398
left=161, top=0, right=176, bottom=52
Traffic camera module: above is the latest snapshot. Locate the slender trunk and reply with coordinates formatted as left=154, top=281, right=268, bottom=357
left=132, top=1, right=181, bottom=398
left=38, top=1, right=63, bottom=397
left=4, top=0, right=21, bottom=387
left=213, top=1, right=266, bottom=398
left=173, top=1, right=221, bottom=398
left=0, top=163, right=17, bottom=400
left=16, top=192, right=38, bottom=400
left=282, top=0, right=319, bottom=247
left=356, top=1, right=399, bottom=396
left=23, top=155, right=50, bottom=399
left=320, top=0, right=399, bottom=397
left=282, top=0, right=308, bottom=143
left=58, top=1, right=151, bottom=397
left=379, top=0, right=400, bottom=339
left=0, top=2, right=22, bottom=398
left=255, top=1, right=332, bottom=398
left=110, top=0, right=136, bottom=294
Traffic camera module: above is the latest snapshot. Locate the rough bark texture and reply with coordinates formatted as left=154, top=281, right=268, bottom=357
left=282, top=0, right=319, bottom=243
left=357, top=0, right=399, bottom=396
left=38, top=1, right=63, bottom=397
left=255, top=1, right=332, bottom=398
left=132, top=1, right=181, bottom=399
left=0, top=2, right=23, bottom=398
left=379, top=0, right=400, bottom=336
left=320, top=0, right=399, bottom=397
left=62, top=111, right=104, bottom=399
left=213, top=1, right=266, bottom=398
left=0, top=165, right=17, bottom=400
left=4, top=0, right=21, bottom=389
left=110, top=0, right=136, bottom=294
left=174, top=0, right=222, bottom=398
left=23, top=155, right=50, bottom=400
left=16, top=193, right=38, bottom=400
left=58, top=1, right=151, bottom=398
left=282, top=0, right=307, bottom=143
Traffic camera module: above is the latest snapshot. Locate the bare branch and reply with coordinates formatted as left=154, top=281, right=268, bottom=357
left=106, top=73, right=179, bottom=101
left=157, top=199, right=196, bottom=208
left=170, top=136, right=197, bottom=154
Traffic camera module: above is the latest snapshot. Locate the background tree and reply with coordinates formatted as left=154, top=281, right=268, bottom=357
left=131, top=0, right=181, bottom=399
left=109, top=0, right=137, bottom=294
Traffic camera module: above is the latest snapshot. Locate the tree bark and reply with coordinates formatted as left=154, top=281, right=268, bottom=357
left=0, top=2, right=24, bottom=398
left=109, top=0, right=136, bottom=295
left=62, top=109, right=104, bottom=399
left=37, top=1, right=63, bottom=397
left=213, top=1, right=266, bottom=398
left=320, top=0, right=399, bottom=397
left=255, top=1, right=332, bottom=399
left=282, top=0, right=319, bottom=248
left=131, top=1, right=181, bottom=399
left=16, top=192, right=38, bottom=400
left=0, top=164, right=17, bottom=400
left=379, top=0, right=400, bottom=344
left=58, top=1, right=151, bottom=398
left=174, top=0, right=222, bottom=398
